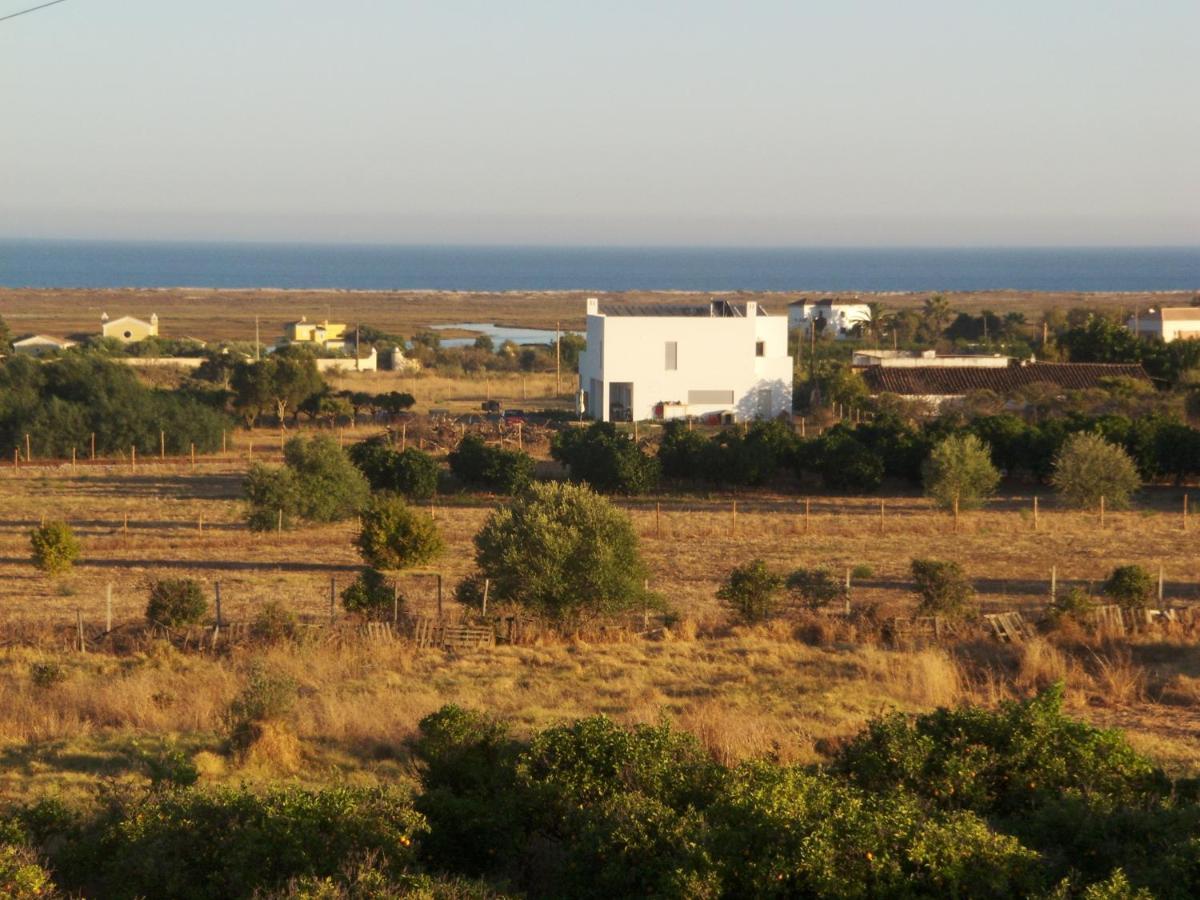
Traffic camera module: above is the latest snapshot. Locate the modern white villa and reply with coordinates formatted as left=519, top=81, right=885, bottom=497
left=1126, top=308, right=1200, bottom=343
left=577, top=298, right=793, bottom=423
left=788, top=297, right=872, bottom=339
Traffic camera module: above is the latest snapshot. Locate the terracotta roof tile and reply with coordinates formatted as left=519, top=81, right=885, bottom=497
left=858, top=362, right=1151, bottom=396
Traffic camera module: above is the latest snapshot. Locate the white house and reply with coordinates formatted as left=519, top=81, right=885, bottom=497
left=577, top=298, right=793, bottom=423
left=788, top=298, right=871, bottom=339
left=1126, top=308, right=1200, bottom=343
left=11, top=335, right=76, bottom=356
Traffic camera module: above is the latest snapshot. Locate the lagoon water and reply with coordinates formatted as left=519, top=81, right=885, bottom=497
left=0, top=240, right=1197, bottom=292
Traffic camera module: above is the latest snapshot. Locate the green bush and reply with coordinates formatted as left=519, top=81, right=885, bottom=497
left=910, top=558, right=976, bottom=619
left=550, top=423, right=659, bottom=494
left=0, top=842, right=57, bottom=900
left=225, top=665, right=298, bottom=749
left=717, top=559, right=786, bottom=623
left=349, top=438, right=440, bottom=500
left=1102, top=565, right=1155, bottom=610
left=815, top=430, right=885, bottom=492
left=29, top=521, right=81, bottom=575
left=787, top=567, right=848, bottom=611
left=29, top=661, right=67, bottom=689
left=656, top=420, right=711, bottom=481
left=250, top=600, right=298, bottom=643
left=145, top=578, right=206, bottom=628
left=833, top=684, right=1166, bottom=817
left=353, top=494, right=443, bottom=570
left=283, top=436, right=371, bottom=523
left=340, top=568, right=398, bottom=621
left=72, top=786, right=425, bottom=900
left=1045, top=586, right=1095, bottom=627
left=922, top=433, right=1001, bottom=510
left=448, top=434, right=534, bottom=494
left=243, top=463, right=301, bottom=531
left=1051, top=432, right=1141, bottom=509
left=473, top=481, right=654, bottom=621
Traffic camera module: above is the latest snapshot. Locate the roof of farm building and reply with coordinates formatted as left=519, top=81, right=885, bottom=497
left=857, top=361, right=1152, bottom=396
left=598, top=300, right=772, bottom=317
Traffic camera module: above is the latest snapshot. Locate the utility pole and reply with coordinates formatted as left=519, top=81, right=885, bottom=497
left=555, top=321, right=562, bottom=397
left=255, top=316, right=261, bottom=360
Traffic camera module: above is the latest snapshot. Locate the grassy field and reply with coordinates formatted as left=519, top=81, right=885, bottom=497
left=0, top=287, right=1192, bottom=345
left=1, top=450, right=1199, bottom=805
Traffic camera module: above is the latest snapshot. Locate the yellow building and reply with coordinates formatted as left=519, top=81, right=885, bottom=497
left=285, top=316, right=347, bottom=349
left=101, top=313, right=159, bottom=343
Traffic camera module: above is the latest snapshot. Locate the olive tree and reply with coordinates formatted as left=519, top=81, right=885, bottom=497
left=921, top=434, right=1000, bottom=511
left=30, top=521, right=81, bottom=575
left=472, top=481, right=653, bottom=621
left=1051, top=432, right=1140, bottom=509
left=354, top=493, right=443, bottom=570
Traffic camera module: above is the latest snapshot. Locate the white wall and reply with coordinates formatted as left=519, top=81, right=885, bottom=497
left=788, top=301, right=871, bottom=339
left=578, top=302, right=793, bottom=422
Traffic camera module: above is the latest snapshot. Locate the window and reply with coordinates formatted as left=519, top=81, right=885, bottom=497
left=755, top=340, right=765, bottom=357
left=665, top=341, right=678, bottom=370
left=687, top=390, right=734, bottom=405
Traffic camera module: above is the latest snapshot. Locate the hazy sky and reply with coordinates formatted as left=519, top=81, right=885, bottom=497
left=1, top=0, right=1197, bottom=245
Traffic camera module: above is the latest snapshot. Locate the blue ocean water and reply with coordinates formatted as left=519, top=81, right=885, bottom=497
left=0, top=240, right=1197, bottom=292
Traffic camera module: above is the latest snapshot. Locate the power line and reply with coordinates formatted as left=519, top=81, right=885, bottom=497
left=0, top=0, right=69, bottom=24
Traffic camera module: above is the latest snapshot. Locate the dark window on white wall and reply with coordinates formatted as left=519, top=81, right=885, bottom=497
left=755, top=340, right=765, bottom=357
left=665, top=341, right=678, bottom=370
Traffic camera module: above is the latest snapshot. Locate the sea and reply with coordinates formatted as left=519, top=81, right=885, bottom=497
left=0, top=240, right=1197, bottom=293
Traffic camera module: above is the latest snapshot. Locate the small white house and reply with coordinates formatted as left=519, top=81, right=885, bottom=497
left=1127, top=308, right=1200, bottom=343
left=577, top=298, right=793, bottom=423
left=11, top=335, right=76, bottom=356
left=788, top=298, right=871, bottom=339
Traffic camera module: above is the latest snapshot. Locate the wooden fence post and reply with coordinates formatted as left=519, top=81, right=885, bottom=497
left=105, top=583, right=113, bottom=634
left=122, top=512, right=128, bottom=535
left=160, top=430, right=165, bottom=460
left=222, top=430, right=227, bottom=454
left=71, top=447, right=77, bottom=473
left=214, top=581, right=223, bottom=628
left=277, top=508, right=283, bottom=533
left=481, top=578, right=490, bottom=617
left=90, top=432, right=96, bottom=460
left=804, top=497, right=811, bottom=534
left=436, top=574, right=443, bottom=619
left=1033, top=495, right=1039, bottom=531
left=329, top=576, right=336, bottom=623
left=392, top=583, right=400, bottom=626
left=655, top=501, right=661, bottom=539
left=401, top=423, right=407, bottom=451
left=1158, top=565, right=1165, bottom=605
left=731, top=500, right=737, bottom=535
left=25, top=433, right=31, bottom=462
left=1050, top=565, right=1057, bottom=601
left=12, top=448, right=17, bottom=470
left=1099, top=495, right=1106, bottom=527
left=131, top=445, right=136, bottom=471
left=844, top=567, right=852, bottom=614
left=77, top=610, right=85, bottom=653
left=953, top=492, right=960, bottom=532
left=879, top=499, right=885, bottom=533
left=1185, top=493, right=1190, bottom=531
left=198, top=514, right=204, bottom=533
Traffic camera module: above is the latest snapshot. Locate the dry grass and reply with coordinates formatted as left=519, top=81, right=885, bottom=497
left=0, top=288, right=1189, bottom=345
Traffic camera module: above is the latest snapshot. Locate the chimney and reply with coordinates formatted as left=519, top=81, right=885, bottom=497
left=746, top=301, right=757, bottom=317
left=586, top=297, right=599, bottom=315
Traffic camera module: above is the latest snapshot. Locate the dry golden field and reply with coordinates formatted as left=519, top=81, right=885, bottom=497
left=0, top=287, right=1193, bottom=345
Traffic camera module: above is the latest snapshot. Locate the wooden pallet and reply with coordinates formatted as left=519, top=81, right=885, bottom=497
left=983, top=611, right=1036, bottom=643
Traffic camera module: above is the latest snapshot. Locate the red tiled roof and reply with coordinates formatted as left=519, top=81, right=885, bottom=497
left=857, top=362, right=1151, bottom=397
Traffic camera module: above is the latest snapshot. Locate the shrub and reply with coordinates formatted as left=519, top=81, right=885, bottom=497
left=340, top=568, right=398, bottom=621
left=448, top=434, right=534, bottom=494
left=145, top=578, right=206, bottom=628
left=717, top=559, right=786, bottom=623
left=815, top=431, right=884, bottom=492
left=0, top=843, right=57, bottom=900
left=353, top=494, right=443, bottom=570
left=832, top=684, right=1166, bottom=817
left=70, top=785, right=425, bottom=899
left=551, top=423, right=660, bottom=494
left=1051, top=432, right=1141, bottom=509
left=349, top=438, right=440, bottom=500
left=225, top=664, right=298, bottom=750
left=910, top=558, right=976, bottom=618
left=250, top=600, right=298, bottom=643
left=922, top=433, right=1001, bottom=510
left=1102, top=565, right=1155, bottom=610
left=656, top=420, right=710, bottom=481
left=1045, top=586, right=1095, bottom=628
left=283, top=436, right=371, bottom=522
left=29, top=521, right=81, bottom=575
left=473, top=481, right=653, bottom=621
left=787, top=567, right=848, bottom=611
left=243, top=463, right=301, bottom=531
left=29, top=661, right=67, bottom=689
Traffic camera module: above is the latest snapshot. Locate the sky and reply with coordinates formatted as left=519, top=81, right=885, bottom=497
left=1, top=0, right=1197, bottom=246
